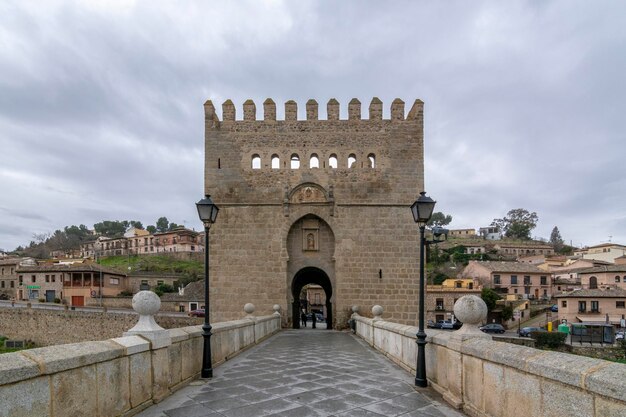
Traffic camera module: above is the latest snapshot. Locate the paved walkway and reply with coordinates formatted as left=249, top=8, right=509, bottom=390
left=137, top=330, right=466, bottom=417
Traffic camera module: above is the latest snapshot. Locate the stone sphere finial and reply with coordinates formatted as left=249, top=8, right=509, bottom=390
left=273, top=304, right=281, bottom=314
left=351, top=305, right=359, bottom=314
left=132, top=291, right=161, bottom=316
left=453, top=295, right=487, bottom=325
left=124, top=290, right=169, bottom=348
left=244, top=303, right=256, bottom=315
left=451, top=295, right=491, bottom=341
left=372, top=305, right=383, bottom=319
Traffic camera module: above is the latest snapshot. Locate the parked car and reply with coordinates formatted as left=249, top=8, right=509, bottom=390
left=440, top=320, right=463, bottom=330
left=518, top=326, right=546, bottom=337
left=550, top=304, right=558, bottom=312
left=188, top=309, right=205, bottom=317
left=427, top=320, right=442, bottom=329
left=616, top=331, right=624, bottom=341
left=479, top=323, right=505, bottom=334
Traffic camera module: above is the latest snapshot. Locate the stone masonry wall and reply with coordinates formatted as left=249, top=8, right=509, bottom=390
left=353, top=313, right=626, bottom=417
left=204, top=98, right=425, bottom=328
left=85, top=296, right=134, bottom=309
left=0, top=313, right=281, bottom=417
left=0, top=307, right=202, bottom=346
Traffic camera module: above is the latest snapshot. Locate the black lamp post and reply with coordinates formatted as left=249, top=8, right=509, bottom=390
left=410, top=191, right=436, bottom=387
left=196, top=195, right=219, bottom=379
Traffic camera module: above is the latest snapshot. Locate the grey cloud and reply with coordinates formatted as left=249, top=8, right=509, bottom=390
left=0, top=208, right=50, bottom=222
left=0, top=0, right=625, bottom=250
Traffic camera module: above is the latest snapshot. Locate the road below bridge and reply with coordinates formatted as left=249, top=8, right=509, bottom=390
left=137, top=329, right=466, bottom=417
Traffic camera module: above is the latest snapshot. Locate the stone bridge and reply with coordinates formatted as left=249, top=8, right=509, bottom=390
left=0, top=295, right=625, bottom=417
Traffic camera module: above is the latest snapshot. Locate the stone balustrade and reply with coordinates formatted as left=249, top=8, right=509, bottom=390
left=352, top=296, right=626, bottom=417
left=0, top=293, right=281, bottom=417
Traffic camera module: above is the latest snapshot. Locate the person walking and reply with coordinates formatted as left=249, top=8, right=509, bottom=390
left=312, top=311, right=317, bottom=329
left=301, top=311, right=307, bottom=327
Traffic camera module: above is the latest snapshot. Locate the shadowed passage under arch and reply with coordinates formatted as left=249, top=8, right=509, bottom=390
left=291, top=266, right=333, bottom=329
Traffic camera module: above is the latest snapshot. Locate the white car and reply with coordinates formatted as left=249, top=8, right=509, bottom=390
left=616, top=331, right=624, bottom=341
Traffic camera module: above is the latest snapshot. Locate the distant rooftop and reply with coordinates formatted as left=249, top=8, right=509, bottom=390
left=16, top=263, right=125, bottom=276
left=468, top=261, right=547, bottom=274
left=576, top=264, right=626, bottom=274
left=554, top=287, right=626, bottom=298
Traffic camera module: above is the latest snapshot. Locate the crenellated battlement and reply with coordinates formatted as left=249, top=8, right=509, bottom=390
left=204, top=97, right=423, bottom=122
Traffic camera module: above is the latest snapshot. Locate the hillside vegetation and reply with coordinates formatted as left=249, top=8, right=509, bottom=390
left=99, top=255, right=203, bottom=276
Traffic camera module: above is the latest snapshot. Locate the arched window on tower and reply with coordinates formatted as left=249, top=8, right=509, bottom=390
left=291, top=154, right=300, bottom=169
left=329, top=154, right=338, bottom=169
left=348, top=154, right=356, bottom=168
left=252, top=154, right=261, bottom=170
left=309, top=154, right=319, bottom=168
left=271, top=154, right=280, bottom=169
left=368, top=153, right=376, bottom=168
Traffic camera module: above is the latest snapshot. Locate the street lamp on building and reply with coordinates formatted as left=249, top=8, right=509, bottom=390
left=196, top=195, right=219, bottom=378
left=410, top=191, right=436, bottom=387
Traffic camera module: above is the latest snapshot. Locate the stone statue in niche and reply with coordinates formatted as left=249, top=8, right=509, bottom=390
left=302, top=218, right=319, bottom=251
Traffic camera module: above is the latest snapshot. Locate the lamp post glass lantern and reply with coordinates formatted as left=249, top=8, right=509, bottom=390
left=411, top=191, right=436, bottom=387
left=411, top=192, right=436, bottom=226
left=196, top=195, right=219, bottom=378
left=197, top=195, right=219, bottom=225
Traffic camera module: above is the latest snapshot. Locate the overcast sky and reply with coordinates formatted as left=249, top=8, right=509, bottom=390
left=1, top=0, right=625, bottom=251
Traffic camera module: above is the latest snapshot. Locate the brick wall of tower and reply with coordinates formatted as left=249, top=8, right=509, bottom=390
left=204, top=97, right=425, bottom=327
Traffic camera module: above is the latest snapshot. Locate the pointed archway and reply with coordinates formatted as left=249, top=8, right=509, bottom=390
left=291, top=267, right=333, bottom=329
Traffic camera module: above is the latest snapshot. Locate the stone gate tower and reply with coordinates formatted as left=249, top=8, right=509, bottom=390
left=203, top=97, right=424, bottom=328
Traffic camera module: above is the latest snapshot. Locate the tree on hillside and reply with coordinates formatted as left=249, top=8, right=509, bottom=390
left=94, top=220, right=128, bottom=237
left=491, top=208, right=538, bottom=240
left=481, top=288, right=501, bottom=313
left=550, top=226, right=564, bottom=252
left=129, top=220, right=144, bottom=230
left=65, top=224, right=91, bottom=240
left=32, top=232, right=51, bottom=244
left=557, top=244, right=575, bottom=255
left=23, top=234, right=49, bottom=258
left=168, top=222, right=180, bottom=231
left=48, top=230, right=70, bottom=251
left=156, top=217, right=169, bottom=233
left=427, top=212, right=452, bottom=227
left=146, top=225, right=157, bottom=234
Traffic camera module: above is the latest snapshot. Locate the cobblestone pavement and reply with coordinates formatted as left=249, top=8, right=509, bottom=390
left=136, top=330, right=466, bottom=417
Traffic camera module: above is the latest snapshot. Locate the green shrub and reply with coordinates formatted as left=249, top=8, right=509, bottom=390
left=432, top=272, right=448, bottom=285
left=54, top=298, right=61, bottom=304
left=532, top=331, right=566, bottom=349
left=501, top=305, right=514, bottom=322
